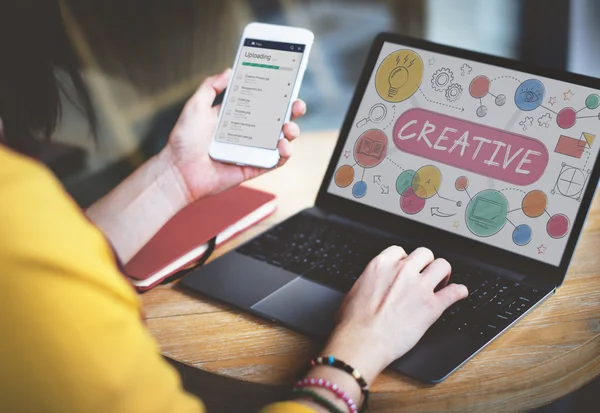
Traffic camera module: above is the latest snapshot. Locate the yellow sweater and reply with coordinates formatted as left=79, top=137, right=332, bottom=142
left=0, top=146, right=313, bottom=413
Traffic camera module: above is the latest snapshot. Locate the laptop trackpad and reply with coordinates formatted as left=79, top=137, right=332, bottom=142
left=251, top=277, right=344, bottom=338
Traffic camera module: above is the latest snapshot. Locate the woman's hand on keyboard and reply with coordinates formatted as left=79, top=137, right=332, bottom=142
left=321, top=246, right=469, bottom=385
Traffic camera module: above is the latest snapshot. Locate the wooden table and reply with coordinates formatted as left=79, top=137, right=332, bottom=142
left=142, top=131, right=600, bottom=412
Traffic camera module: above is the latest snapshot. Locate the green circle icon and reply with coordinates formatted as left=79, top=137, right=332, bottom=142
left=396, top=170, right=416, bottom=195
left=586, top=93, right=600, bottom=110
left=465, top=189, right=509, bottom=237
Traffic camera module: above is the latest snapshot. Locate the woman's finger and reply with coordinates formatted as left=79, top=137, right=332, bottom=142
left=404, top=247, right=435, bottom=272
left=420, top=258, right=452, bottom=291
left=356, top=245, right=407, bottom=297
left=282, top=121, right=300, bottom=142
left=194, top=68, right=232, bottom=110
left=378, top=245, right=408, bottom=260
left=291, top=99, right=307, bottom=120
left=435, top=283, right=469, bottom=311
left=277, top=138, right=293, bottom=164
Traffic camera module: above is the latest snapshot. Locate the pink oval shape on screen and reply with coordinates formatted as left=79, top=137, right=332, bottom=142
left=393, top=108, right=548, bottom=186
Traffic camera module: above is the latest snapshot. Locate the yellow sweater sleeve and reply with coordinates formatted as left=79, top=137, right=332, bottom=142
left=260, top=402, right=318, bottom=413
left=0, top=147, right=202, bottom=413
left=0, top=147, right=314, bottom=413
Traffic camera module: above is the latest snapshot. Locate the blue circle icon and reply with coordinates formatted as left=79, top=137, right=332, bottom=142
left=512, top=224, right=533, bottom=246
left=352, top=181, right=368, bottom=198
left=515, top=79, right=545, bottom=111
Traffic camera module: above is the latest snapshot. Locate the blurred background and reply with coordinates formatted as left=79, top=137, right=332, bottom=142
left=54, top=0, right=600, bottom=208
left=43, top=1, right=598, bottom=411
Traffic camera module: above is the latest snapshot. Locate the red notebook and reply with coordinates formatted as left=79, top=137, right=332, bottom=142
left=124, top=185, right=276, bottom=291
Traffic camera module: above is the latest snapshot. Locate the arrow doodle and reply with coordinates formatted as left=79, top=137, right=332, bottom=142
left=373, top=175, right=390, bottom=194
left=430, top=207, right=456, bottom=218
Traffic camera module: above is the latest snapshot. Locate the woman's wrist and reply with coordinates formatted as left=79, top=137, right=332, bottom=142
left=157, top=145, right=195, bottom=207
left=86, top=147, right=194, bottom=263
left=320, top=325, right=390, bottom=386
left=295, top=365, right=364, bottom=413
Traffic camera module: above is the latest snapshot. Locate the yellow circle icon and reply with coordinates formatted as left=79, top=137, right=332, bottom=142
left=375, top=50, right=424, bottom=103
left=412, top=165, right=442, bottom=199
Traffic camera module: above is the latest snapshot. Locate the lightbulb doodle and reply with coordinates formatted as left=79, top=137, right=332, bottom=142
left=375, top=49, right=424, bottom=103
left=329, top=45, right=600, bottom=265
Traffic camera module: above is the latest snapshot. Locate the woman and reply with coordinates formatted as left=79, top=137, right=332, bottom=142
left=0, top=2, right=468, bottom=412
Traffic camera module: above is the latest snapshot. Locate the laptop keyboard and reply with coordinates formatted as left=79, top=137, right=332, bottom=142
left=237, top=213, right=547, bottom=340
left=237, top=213, right=393, bottom=292
left=433, top=271, right=546, bottom=340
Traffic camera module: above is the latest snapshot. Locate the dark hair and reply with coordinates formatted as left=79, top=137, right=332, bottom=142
left=0, top=1, right=96, bottom=153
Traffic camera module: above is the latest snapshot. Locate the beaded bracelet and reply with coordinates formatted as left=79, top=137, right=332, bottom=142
left=295, top=377, right=358, bottom=413
left=293, top=387, right=345, bottom=413
left=310, top=356, right=369, bottom=411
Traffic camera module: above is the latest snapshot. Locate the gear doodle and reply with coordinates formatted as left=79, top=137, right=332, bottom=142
left=445, top=83, right=463, bottom=102
left=431, top=68, right=454, bottom=92
left=538, top=113, right=552, bottom=128
left=519, top=116, right=534, bottom=131
left=461, top=63, right=473, bottom=76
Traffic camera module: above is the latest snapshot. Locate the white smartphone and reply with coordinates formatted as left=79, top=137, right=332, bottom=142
left=209, top=22, right=314, bottom=169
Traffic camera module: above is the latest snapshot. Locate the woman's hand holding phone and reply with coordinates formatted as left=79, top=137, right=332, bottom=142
left=162, top=68, right=307, bottom=203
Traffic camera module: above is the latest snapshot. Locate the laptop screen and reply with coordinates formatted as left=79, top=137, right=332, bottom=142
left=327, top=41, right=600, bottom=266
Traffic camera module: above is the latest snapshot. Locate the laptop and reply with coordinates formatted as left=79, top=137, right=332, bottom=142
left=181, top=33, right=600, bottom=383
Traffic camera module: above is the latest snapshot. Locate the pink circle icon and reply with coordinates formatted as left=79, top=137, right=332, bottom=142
left=455, top=176, right=469, bottom=191
left=400, top=186, right=426, bottom=215
left=353, top=129, right=388, bottom=168
left=557, top=107, right=577, bottom=129
left=547, top=213, right=570, bottom=239
left=469, top=76, right=490, bottom=99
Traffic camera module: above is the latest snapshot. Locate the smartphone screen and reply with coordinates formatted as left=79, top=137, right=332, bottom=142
left=215, top=38, right=306, bottom=150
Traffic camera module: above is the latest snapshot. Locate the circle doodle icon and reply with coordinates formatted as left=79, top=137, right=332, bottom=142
left=352, top=181, right=368, bottom=198
left=455, top=176, right=469, bottom=191
left=586, top=93, right=600, bottom=110
left=476, top=105, right=488, bottom=118
left=555, top=166, right=586, bottom=198
left=547, top=213, right=569, bottom=239
left=396, top=170, right=416, bottom=195
left=412, top=165, right=442, bottom=199
left=465, top=189, right=508, bottom=237
left=557, top=107, right=577, bottom=129
left=469, top=75, right=490, bottom=99
left=375, top=50, right=424, bottom=103
left=512, top=224, right=533, bottom=246
left=353, top=129, right=388, bottom=168
left=495, top=94, right=507, bottom=106
left=431, top=68, right=453, bottom=92
left=335, top=165, right=355, bottom=188
left=400, top=187, right=426, bottom=215
left=515, top=79, right=545, bottom=111
left=522, top=190, right=547, bottom=218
